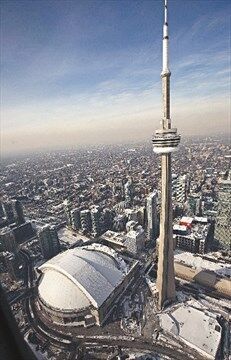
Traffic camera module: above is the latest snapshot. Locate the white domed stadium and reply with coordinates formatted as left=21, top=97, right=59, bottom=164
left=37, top=244, right=139, bottom=327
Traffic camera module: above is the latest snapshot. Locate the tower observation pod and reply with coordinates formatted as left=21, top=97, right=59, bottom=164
left=152, top=0, right=180, bottom=309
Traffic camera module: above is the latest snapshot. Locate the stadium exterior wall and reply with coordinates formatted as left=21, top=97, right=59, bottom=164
left=36, top=260, right=140, bottom=327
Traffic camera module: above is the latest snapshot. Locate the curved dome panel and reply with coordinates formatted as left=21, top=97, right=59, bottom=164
left=38, top=270, right=90, bottom=311
left=38, top=246, right=125, bottom=311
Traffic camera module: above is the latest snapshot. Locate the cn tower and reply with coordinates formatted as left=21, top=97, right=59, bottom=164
left=152, top=0, right=180, bottom=309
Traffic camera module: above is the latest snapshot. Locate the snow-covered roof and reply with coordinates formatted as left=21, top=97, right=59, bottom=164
left=38, top=245, right=126, bottom=311
left=159, top=304, right=221, bottom=359
left=175, top=250, right=231, bottom=277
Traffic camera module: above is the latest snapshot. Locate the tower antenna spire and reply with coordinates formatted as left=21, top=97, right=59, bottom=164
left=162, top=0, right=170, bottom=77
left=164, top=0, right=168, bottom=23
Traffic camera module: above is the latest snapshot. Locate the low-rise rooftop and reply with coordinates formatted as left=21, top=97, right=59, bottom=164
left=159, top=304, right=221, bottom=359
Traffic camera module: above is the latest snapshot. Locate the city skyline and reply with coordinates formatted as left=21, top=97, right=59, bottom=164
left=0, top=1, right=230, bottom=358
left=1, top=0, right=230, bottom=156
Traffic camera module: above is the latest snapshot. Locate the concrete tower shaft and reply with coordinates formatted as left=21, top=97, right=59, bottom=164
left=156, top=153, right=175, bottom=308
left=152, top=0, right=180, bottom=309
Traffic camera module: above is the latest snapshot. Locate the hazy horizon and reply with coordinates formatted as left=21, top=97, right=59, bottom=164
left=1, top=0, right=230, bottom=157
left=2, top=133, right=230, bottom=163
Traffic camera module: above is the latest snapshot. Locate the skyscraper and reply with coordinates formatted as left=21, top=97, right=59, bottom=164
left=38, top=225, right=60, bottom=259
left=214, top=171, right=231, bottom=249
left=2, top=199, right=25, bottom=226
left=12, top=200, right=25, bottom=225
left=152, top=0, right=180, bottom=309
left=146, top=191, right=159, bottom=242
left=172, top=175, right=188, bottom=204
left=91, top=206, right=102, bottom=237
left=124, top=178, right=134, bottom=206
left=80, top=209, right=92, bottom=234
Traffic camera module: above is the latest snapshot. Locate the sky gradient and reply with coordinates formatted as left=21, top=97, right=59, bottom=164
left=1, top=0, right=230, bottom=156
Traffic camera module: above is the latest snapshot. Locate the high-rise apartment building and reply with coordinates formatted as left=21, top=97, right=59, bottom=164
left=214, top=171, right=231, bottom=249
left=80, top=209, right=92, bottom=234
left=38, top=225, right=60, bottom=259
left=70, top=208, right=81, bottom=231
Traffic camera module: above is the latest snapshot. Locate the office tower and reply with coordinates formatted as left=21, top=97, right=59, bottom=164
left=38, top=225, right=60, bottom=259
left=146, top=191, right=159, bottom=242
left=80, top=210, right=92, bottom=234
left=91, top=206, right=102, bottom=237
left=0, top=228, right=17, bottom=254
left=70, top=208, right=81, bottom=231
left=124, top=178, right=134, bottom=206
left=214, top=171, right=231, bottom=249
left=12, top=200, right=25, bottom=225
left=152, top=0, right=180, bottom=309
left=2, top=201, right=15, bottom=225
left=187, top=193, right=202, bottom=216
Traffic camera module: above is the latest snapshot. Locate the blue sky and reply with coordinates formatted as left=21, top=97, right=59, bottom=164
left=1, top=0, right=230, bottom=155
